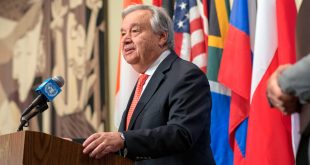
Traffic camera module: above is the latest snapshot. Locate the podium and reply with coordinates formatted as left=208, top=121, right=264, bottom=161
left=0, top=131, right=133, bottom=165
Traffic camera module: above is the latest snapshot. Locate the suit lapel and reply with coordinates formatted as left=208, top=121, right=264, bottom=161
left=127, top=52, right=178, bottom=130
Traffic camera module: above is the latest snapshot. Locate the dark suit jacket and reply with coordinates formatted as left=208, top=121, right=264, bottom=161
left=294, top=1, right=310, bottom=164
left=118, top=51, right=215, bottom=165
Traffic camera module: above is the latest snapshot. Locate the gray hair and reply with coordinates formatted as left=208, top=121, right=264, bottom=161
left=122, top=4, right=174, bottom=49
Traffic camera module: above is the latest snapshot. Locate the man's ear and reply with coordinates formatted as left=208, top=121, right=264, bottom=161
left=158, top=32, right=168, bottom=48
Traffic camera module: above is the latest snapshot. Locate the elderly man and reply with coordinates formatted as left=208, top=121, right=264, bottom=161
left=82, top=4, right=215, bottom=165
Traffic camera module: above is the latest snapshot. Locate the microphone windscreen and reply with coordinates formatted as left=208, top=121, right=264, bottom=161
left=52, top=76, right=65, bottom=87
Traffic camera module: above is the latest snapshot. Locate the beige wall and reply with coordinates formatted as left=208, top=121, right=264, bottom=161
left=107, top=0, right=152, bottom=131
left=107, top=1, right=121, bottom=131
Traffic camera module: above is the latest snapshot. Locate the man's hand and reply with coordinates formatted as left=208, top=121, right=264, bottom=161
left=279, top=93, right=301, bottom=114
left=82, top=132, right=125, bottom=159
left=266, top=64, right=299, bottom=114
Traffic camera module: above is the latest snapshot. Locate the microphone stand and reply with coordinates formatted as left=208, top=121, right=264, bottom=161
left=21, top=95, right=47, bottom=117
left=17, top=103, right=49, bottom=131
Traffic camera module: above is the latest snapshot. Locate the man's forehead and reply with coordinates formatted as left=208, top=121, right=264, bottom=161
left=123, top=9, right=151, bottom=21
left=121, top=10, right=151, bottom=28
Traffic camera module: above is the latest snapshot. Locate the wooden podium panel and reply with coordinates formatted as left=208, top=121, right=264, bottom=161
left=0, top=131, right=133, bottom=165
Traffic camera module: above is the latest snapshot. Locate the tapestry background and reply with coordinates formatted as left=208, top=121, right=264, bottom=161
left=0, top=0, right=107, bottom=137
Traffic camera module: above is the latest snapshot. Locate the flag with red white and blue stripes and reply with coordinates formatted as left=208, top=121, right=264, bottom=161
left=218, top=0, right=254, bottom=163
left=173, top=0, right=208, bottom=73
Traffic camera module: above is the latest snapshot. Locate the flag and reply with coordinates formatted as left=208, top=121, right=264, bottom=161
left=115, top=0, right=143, bottom=128
left=152, top=0, right=175, bottom=19
left=152, top=0, right=162, bottom=6
left=123, top=0, right=143, bottom=7
left=173, top=0, right=208, bottom=73
left=245, top=0, right=296, bottom=164
left=218, top=0, right=255, bottom=164
left=207, top=0, right=233, bottom=164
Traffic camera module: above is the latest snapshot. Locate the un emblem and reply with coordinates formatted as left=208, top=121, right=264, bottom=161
left=44, top=83, right=58, bottom=97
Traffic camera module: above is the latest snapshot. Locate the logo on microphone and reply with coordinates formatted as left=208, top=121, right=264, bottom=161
left=44, top=83, right=59, bottom=97
left=36, top=78, right=62, bottom=101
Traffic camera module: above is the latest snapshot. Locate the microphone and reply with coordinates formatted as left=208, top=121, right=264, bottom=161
left=21, top=76, right=65, bottom=118
left=18, top=76, right=65, bottom=131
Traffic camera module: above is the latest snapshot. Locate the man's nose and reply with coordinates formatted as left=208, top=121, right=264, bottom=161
left=123, top=36, right=132, bottom=44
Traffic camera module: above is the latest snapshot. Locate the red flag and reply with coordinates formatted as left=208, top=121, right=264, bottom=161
left=152, top=0, right=162, bottom=6
left=218, top=0, right=253, bottom=164
left=245, top=0, right=296, bottom=164
left=123, top=0, right=143, bottom=8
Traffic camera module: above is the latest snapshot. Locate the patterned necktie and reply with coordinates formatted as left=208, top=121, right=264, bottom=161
left=126, top=74, right=149, bottom=130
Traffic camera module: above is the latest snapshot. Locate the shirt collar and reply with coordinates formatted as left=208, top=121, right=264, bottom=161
left=144, top=50, right=170, bottom=76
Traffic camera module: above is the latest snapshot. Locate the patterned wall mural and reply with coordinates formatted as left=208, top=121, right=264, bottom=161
left=0, top=0, right=107, bottom=138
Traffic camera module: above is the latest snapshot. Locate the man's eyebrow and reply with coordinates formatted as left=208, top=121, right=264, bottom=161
left=131, top=23, right=140, bottom=27
left=120, top=23, right=142, bottom=31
